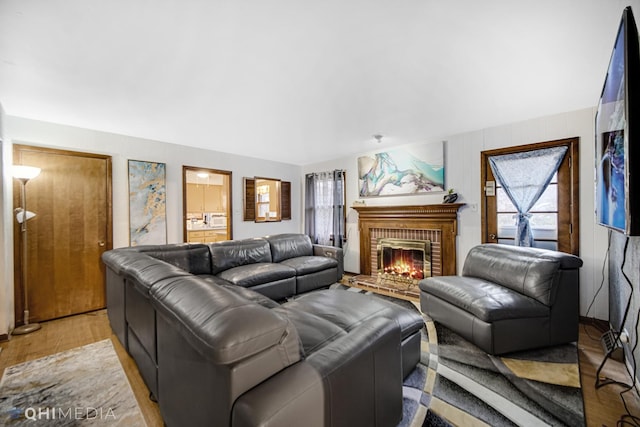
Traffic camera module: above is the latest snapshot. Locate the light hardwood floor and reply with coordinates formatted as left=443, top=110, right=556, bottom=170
left=578, top=321, right=640, bottom=427
left=0, top=310, right=638, bottom=426
left=0, top=310, right=163, bottom=426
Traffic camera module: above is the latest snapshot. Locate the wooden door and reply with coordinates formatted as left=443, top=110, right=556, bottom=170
left=13, top=145, right=112, bottom=323
left=480, top=137, right=579, bottom=255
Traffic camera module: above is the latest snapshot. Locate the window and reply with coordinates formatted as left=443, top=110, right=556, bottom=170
left=481, top=137, right=579, bottom=255
left=495, top=171, right=559, bottom=250
left=305, top=170, right=346, bottom=247
left=243, top=177, right=291, bottom=222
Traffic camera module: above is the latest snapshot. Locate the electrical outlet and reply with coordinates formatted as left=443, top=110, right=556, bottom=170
left=620, top=328, right=630, bottom=343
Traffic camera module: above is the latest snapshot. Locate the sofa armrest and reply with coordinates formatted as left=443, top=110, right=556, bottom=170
left=232, top=362, right=325, bottom=427
left=549, top=269, right=580, bottom=343
left=313, top=244, right=344, bottom=279
left=150, top=275, right=300, bottom=365
left=233, top=317, right=402, bottom=427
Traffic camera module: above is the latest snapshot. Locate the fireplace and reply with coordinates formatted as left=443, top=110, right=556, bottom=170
left=350, top=203, right=463, bottom=301
left=377, top=238, right=431, bottom=285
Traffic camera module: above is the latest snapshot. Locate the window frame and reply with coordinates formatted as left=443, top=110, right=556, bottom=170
left=480, top=137, right=580, bottom=255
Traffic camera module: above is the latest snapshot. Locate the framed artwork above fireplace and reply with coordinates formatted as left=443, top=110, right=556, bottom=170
left=357, top=141, right=444, bottom=197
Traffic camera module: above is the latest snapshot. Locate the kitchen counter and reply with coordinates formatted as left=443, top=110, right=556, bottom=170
left=187, top=227, right=228, bottom=243
left=187, top=225, right=227, bottom=231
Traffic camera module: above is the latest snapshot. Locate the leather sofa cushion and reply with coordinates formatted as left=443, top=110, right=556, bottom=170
left=142, top=244, right=212, bottom=276
left=272, top=307, right=347, bottom=356
left=280, top=256, right=338, bottom=276
left=151, top=275, right=300, bottom=365
left=361, top=294, right=424, bottom=337
left=220, top=283, right=280, bottom=309
left=266, top=234, right=313, bottom=263
left=208, top=238, right=273, bottom=275
left=420, top=276, right=549, bottom=322
left=217, top=263, right=296, bottom=288
left=283, top=290, right=423, bottom=339
left=198, top=276, right=280, bottom=308
left=462, top=244, right=582, bottom=306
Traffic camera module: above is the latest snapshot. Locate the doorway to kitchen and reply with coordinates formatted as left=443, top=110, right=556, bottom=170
left=182, top=166, right=232, bottom=243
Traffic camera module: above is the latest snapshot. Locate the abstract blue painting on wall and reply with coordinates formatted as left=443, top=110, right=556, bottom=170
left=128, top=160, right=167, bottom=246
left=358, top=142, right=444, bottom=197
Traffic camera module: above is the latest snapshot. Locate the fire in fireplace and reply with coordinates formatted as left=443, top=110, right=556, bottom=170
left=376, top=238, right=431, bottom=285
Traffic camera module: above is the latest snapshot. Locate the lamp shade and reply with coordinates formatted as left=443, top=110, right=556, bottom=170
left=15, top=208, right=36, bottom=224
left=13, top=165, right=41, bottom=180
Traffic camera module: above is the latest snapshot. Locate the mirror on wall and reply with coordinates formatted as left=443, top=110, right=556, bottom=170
left=183, top=166, right=232, bottom=243
left=243, top=177, right=291, bottom=222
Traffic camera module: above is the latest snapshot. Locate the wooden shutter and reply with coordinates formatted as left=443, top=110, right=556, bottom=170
left=243, top=178, right=255, bottom=221
left=281, top=181, right=291, bottom=220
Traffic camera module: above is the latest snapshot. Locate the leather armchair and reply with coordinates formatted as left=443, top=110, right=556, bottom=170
left=419, top=244, right=583, bottom=355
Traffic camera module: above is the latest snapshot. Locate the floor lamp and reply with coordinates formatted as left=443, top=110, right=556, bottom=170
left=12, top=165, right=41, bottom=335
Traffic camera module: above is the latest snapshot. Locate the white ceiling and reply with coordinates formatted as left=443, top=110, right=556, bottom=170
left=0, top=0, right=636, bottom=165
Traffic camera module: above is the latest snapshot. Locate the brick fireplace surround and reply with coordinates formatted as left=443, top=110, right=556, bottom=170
left=351, top=203, right=464, bottom=300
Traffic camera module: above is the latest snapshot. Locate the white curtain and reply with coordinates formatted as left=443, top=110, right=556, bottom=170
left=314, top=171, right=334, bottom=245
left=305, top=170, right=345, bottom=247
left=489, top=146, right=567, bottom=247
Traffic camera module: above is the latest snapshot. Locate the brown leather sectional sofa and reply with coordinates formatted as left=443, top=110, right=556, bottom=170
left=102, top=233, right=424, bottom=427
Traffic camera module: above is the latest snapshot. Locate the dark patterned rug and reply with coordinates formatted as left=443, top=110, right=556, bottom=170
left=330, top=284, right=585, bottom=427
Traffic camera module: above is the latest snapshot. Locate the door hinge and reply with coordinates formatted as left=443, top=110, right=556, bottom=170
left=484, top=181, right=495, bottom=196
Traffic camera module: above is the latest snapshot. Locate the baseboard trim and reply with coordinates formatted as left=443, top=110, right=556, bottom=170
left=0, top=333, right=9, bottom=342
left=579, top=316, right=609, bottom=332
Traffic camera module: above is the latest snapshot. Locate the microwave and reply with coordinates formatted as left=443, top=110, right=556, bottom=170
left=208, top=215, right=226, bottom=228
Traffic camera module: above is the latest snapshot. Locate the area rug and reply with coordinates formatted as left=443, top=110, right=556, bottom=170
left=331, top=284, right=585, bottom=427
left=0, top=339, right=147, bottom=426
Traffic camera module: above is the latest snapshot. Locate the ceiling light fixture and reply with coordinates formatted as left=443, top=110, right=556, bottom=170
left=373, top=134, right=383, bottom=143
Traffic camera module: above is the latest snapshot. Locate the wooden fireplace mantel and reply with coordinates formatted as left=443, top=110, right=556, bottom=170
left=352, top=203, right=464, bottom=277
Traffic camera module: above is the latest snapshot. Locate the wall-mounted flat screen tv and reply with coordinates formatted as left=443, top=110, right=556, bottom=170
left=595, top=6, right=640, bottom=236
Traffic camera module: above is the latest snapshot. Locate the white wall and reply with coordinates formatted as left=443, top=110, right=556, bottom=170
left=0, top=103, right=15, bottom=336
left=303, top=107, right=610, bottom=320
left=0, top=116, right=302, bottom=331
left=7, top=116, right=303, bottom=246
